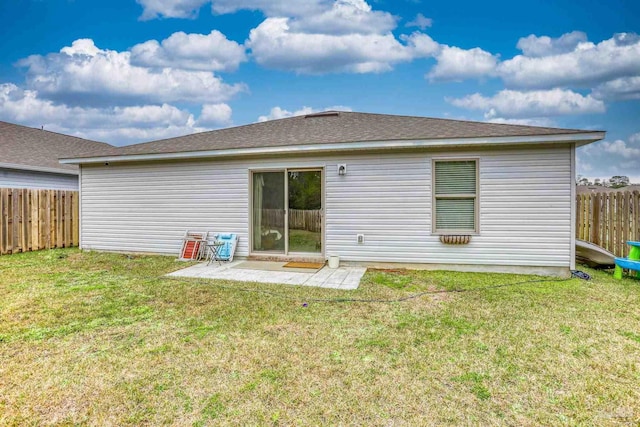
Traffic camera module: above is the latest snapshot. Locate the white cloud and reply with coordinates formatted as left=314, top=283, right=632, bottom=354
left=247, top=18, right=435, bottom=74
left=601, top=139, right=640, bottom=158
left=428, top=45, right=498, bottom=82
left=130, top=30, right=246, bottom=72
left=133, top=2, right=640, bottom=95
left=288, top=0, right=397, bottom=35
left=137, top=0, right=210, bottom=20
left=18, top=38, right=245, bottom=106
left=434, top=31, right=640, bottom=103
left=498, top=32, right=640, bottom=89
left=198, top=103, right=233, bottom=126
left=137, top=0, right=437, bottom=75
left=258, top=105, right=352, bottom=122
left=592, top=76, right=640, bottom=100
left=516, top=31, right=588, bottom=57
left=629, top=132, right=640, bottom=143
left=402, top=32, right=440, bottom=57
left=406, top=13, right=432, bottom=30
left=210, top=0, right=327, bottom=17
left=65, top=123, right=208, bottom=146
left=60, top=38, right=101, bottom=56
left=443, top=31, right=640, bottom=130
left=137, top=0, right=327, bottom=20
left=485, top=117, right=556, bottom=127
left=575, top=157, right=593, bottom=173
left=448, top=88, right=605, bottom=118
left=0, top=83, right=220, bottom=145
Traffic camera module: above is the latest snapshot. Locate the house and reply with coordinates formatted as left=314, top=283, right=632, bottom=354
left=0, top=121, right=111, bottom=190
left=60, top=111, right=604, bottom=276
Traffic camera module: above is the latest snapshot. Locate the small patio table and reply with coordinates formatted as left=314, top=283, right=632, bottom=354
left=206, top=241, right=225, bottom=266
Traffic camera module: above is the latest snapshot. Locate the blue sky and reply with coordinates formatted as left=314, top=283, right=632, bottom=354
left=1, top=0, right=639, bottom=182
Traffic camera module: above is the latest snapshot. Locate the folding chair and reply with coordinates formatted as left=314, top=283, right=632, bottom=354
left=178, top=231, right=208, bottom=261
left=207, top=233, right=238, bottom=265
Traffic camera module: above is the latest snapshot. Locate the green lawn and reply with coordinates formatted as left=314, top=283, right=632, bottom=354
left=1, top=249, right=639, bottom=425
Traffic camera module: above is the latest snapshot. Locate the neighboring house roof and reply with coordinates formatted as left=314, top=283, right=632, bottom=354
left=60, top=111, right=605, bottom=164
left=0, top=121, right=111, bottom=174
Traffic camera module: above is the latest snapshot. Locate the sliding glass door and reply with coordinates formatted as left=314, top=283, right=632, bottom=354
left=251, top=169, right=322, bottom=255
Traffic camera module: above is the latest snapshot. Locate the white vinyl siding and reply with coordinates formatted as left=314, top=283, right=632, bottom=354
left=433, top=159, right=477, bottom=233
left=0, top=167, right=78, bottom=190
left=79, top=144, right=573, bottom=268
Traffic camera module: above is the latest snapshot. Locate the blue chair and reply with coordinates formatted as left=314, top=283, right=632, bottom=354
left=213, top=233, right=238, bottom=263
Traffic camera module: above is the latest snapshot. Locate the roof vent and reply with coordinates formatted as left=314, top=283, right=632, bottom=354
left=304, top=111, right=340, bottom=119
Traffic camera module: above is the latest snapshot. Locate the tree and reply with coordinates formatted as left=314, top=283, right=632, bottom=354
left=288, top=171, right=321, bottom=210
left=609, top=175, right=629, bottom=188
left=577, top=177, right=591, bottom=186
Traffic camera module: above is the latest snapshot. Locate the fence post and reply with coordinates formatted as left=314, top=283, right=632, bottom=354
left=21, top=189, right=29, bottom=252
left=0, top=188, right=7, bottom=254
left=72, top=192, right=79, bottom=246
left=12, top=189, right=19, bottom=253
left=31, top=190, right=39, bottom=251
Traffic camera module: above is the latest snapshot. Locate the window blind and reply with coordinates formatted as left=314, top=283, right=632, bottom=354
left=436, top=199, right=475, bottom=230
left=435, top=161, right=476, bottom=195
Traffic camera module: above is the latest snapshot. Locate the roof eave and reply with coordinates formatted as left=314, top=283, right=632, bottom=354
left=60, top=132, right=605, bottom=165
left=0, top=161, right=79, bottom=175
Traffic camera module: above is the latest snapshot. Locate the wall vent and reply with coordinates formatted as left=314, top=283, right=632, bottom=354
left=304, top=111, right=340, bottom=118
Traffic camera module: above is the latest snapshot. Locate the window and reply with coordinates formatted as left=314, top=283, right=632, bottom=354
left=433, top=159, right=478, bottom=233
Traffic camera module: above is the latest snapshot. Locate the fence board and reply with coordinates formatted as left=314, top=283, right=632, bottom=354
left=11, top=189, right=18, bottom=251
left=46, top=191, right=52, bottom=249
left=576, top=189, right=640, bottom=257
left=0, top=188, right=79, bottom=255
left=22, top=189, right=29, bottom=251
left=56, top=190, right=62, bottom=248
left=72, top=192, right=79, bottom=246
left=31, top=190, right=39, bottom=250
left=1, top=189, right=7, bottom=254
left=609, top=192, right=615, bottom=252
left=616, top=192, right=622, bottom=256
left=38, top=190, right=46, bottom=250
left=64, top=192, right=71, bottom=247
left=592, top=193, right=600, bottom=245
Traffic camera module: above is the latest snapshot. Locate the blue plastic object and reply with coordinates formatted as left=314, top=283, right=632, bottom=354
left=215, top=233, right=237, bottom=261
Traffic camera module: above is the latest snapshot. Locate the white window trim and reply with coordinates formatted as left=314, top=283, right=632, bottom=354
left=431, top=157, right=480, bottom=235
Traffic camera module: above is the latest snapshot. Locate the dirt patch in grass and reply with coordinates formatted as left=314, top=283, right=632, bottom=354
left=1, top=249, right=640, bottom=425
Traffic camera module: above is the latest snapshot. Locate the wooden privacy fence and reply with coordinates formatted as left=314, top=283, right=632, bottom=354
left=288, top=209, right=322, bottom=232
left=259, top=209, right=322, bottom=232
left=576, top=190, right=640, bottom=257
left=0, top=188, right=79, bottom=255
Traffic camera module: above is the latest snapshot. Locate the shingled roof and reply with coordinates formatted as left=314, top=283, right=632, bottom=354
left=0, top=121, right=112, bottom=173
left=62, top=111, right=604, bottom=161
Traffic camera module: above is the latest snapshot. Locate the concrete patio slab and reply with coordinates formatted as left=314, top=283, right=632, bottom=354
left=167, top=260, right=366, bottom=290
